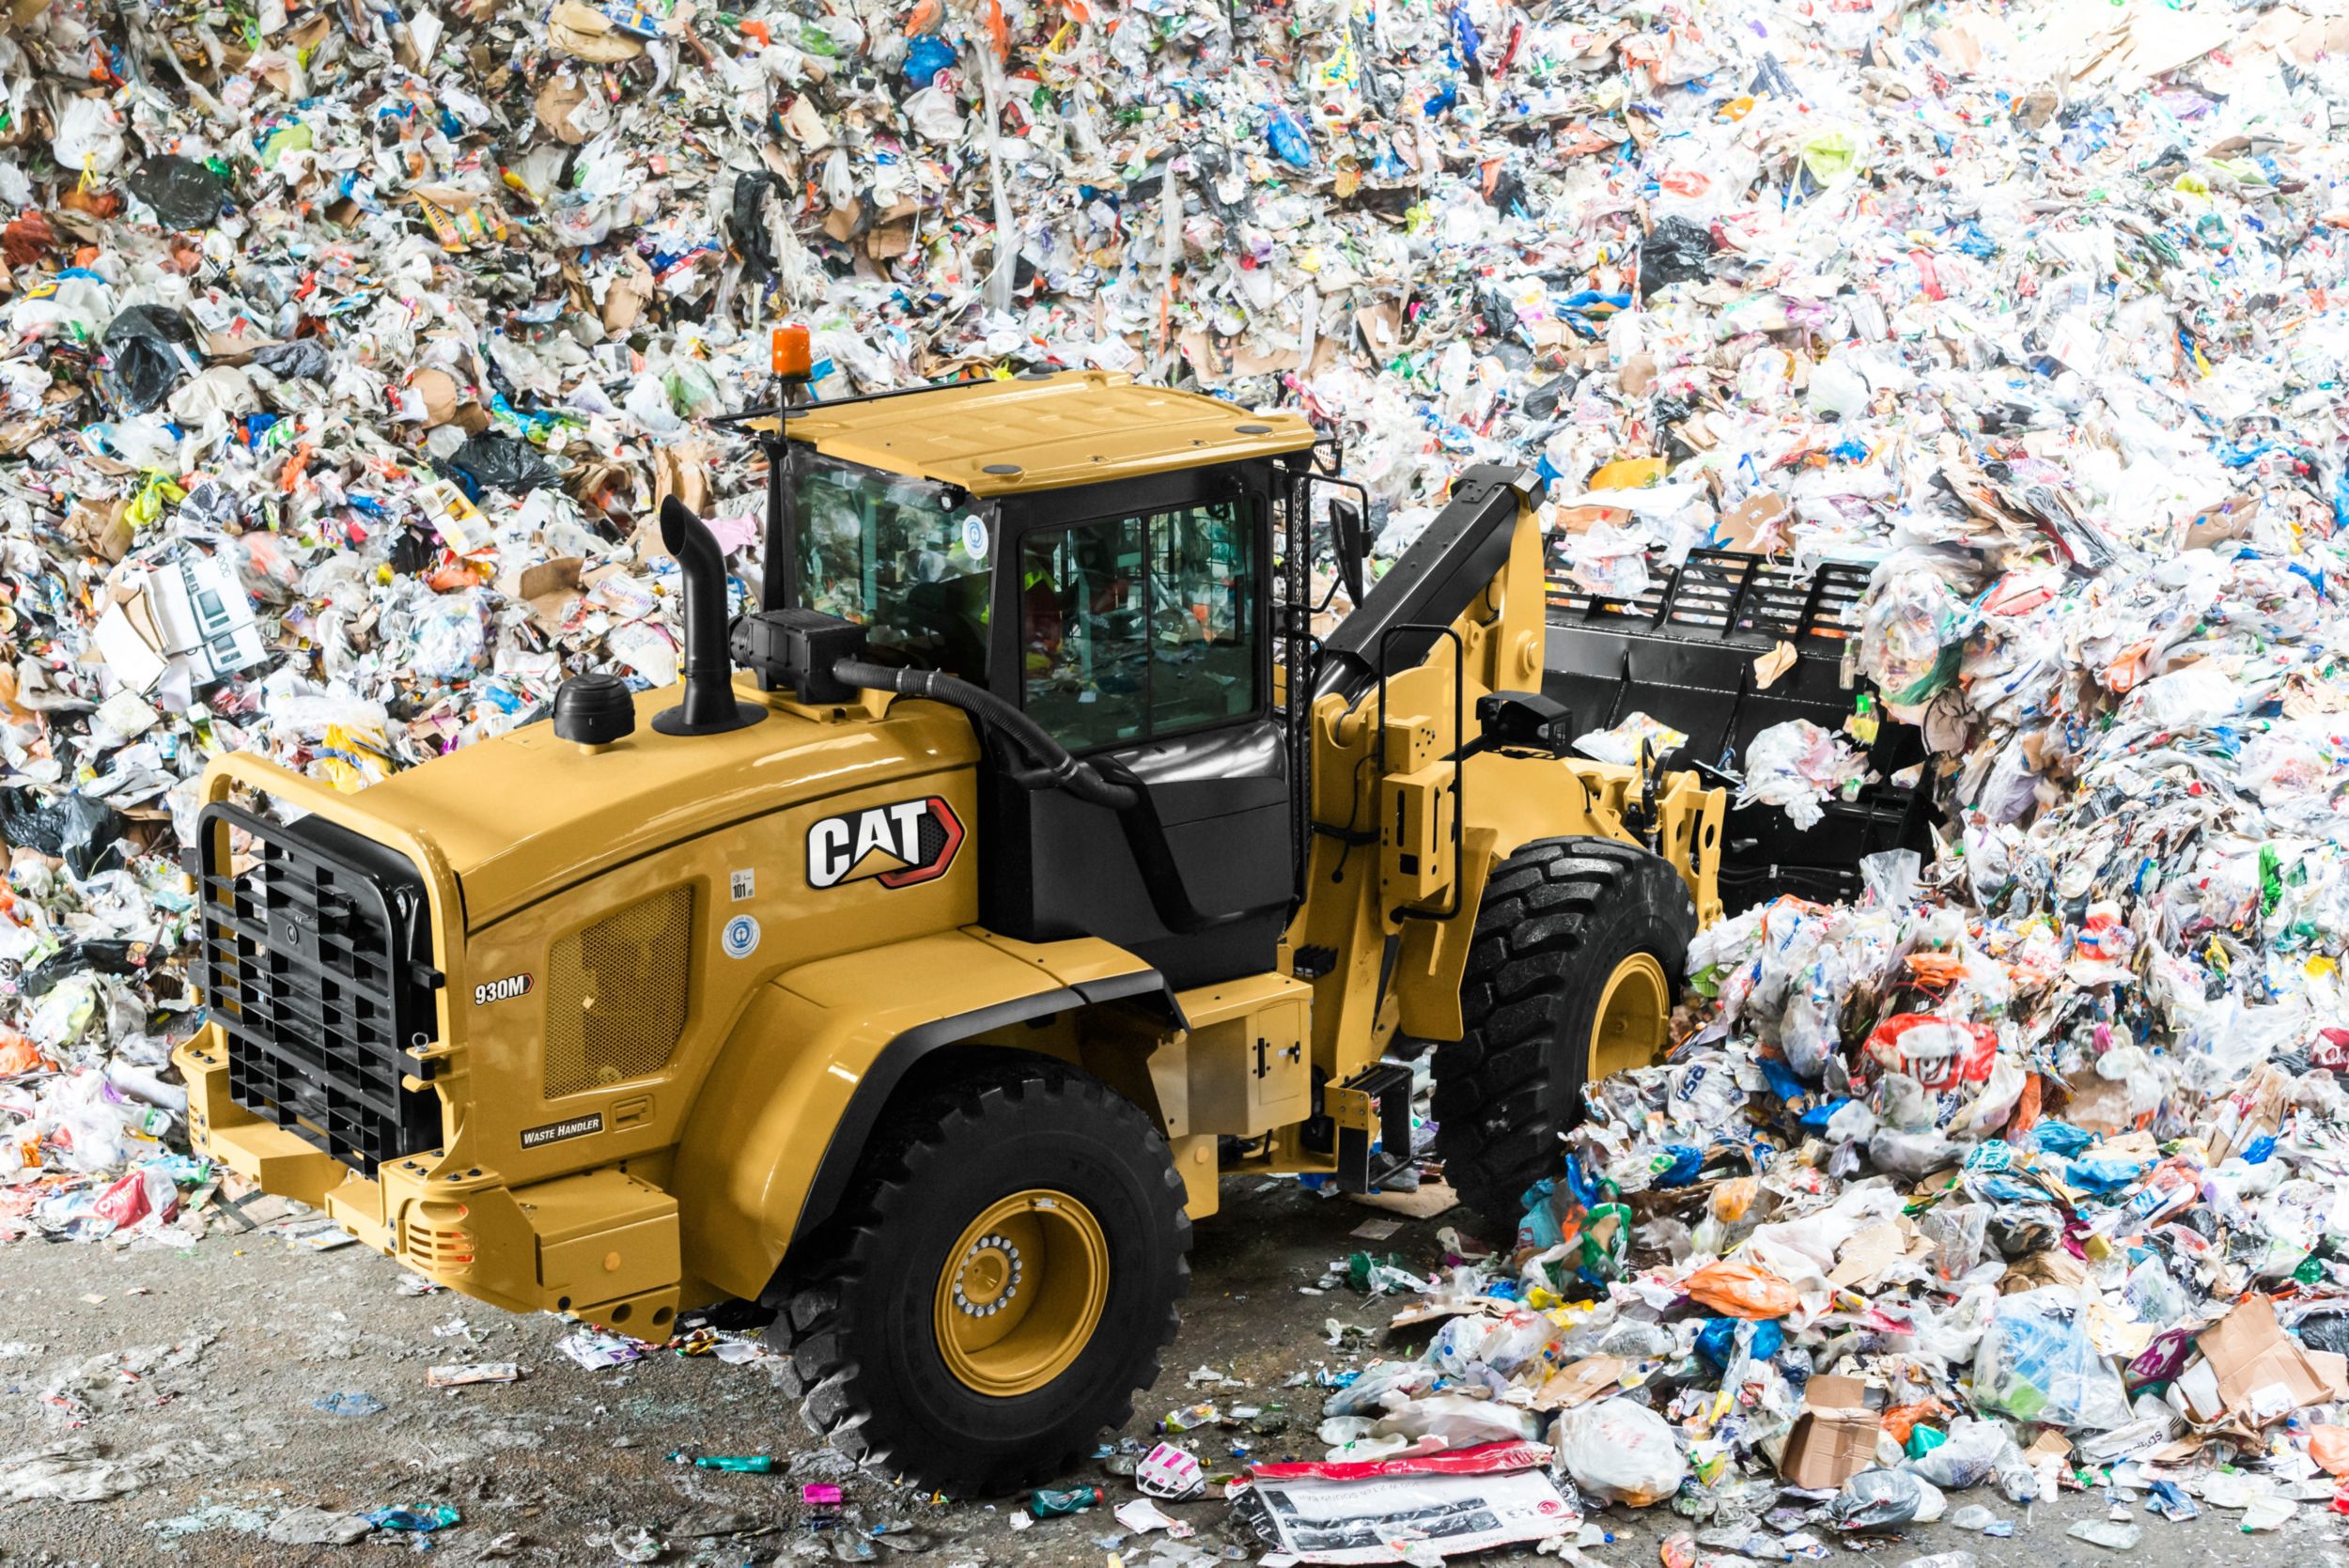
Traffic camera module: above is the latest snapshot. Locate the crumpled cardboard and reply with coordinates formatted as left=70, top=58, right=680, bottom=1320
left=1777, top=1374, right=1879, bottom=1490
left=1533, top=1356, right=1625, bottom=1411
left=1715, top=491, right=1792, bottom=555
left=2184, top=494, right=2257, bottom=551
left=534, top=77, right=599, bottom=144
left=2172, top=1296, right=2331, bottom=1426
left=496, top=557, right=585, bottom=631
left=546, top=1, right=645, bottom=60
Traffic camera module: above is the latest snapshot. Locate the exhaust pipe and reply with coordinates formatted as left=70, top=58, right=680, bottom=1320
left=651, top=496, right=764, bottom=737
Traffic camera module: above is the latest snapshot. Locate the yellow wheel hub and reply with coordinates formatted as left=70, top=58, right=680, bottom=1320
left=1590, top=951, right=1670, bottom=1081
left=933, top=1189, right=1109, bottom=1397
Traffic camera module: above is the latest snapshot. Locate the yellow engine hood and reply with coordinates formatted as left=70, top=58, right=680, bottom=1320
left=338, top=679, right=978, bottom=929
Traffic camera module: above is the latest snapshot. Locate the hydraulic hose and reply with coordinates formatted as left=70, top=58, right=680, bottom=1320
left=831, top=660, right=1140, bottom=812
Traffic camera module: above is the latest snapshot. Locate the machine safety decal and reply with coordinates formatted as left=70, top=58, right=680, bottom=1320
left=722, top=913, right=761, bottom=958
left=474, top=972, right=534, bottom=1006
left=806, top=797, right=964, bottom=891
left=521, top=1112, right=603, bottom=1149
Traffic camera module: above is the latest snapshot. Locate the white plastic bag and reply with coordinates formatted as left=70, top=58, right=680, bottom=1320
left=1549, top=1398, right=1686, bottom=1505
left=1904, top=1415, right=2008, bottom=1488
left=53, top=97, right=127, bottom=173
left=1375, top=1392, right=1543, bottom=1450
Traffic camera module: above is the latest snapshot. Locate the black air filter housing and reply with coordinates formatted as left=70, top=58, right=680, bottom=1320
left=730, top=608, right=867, bottom=705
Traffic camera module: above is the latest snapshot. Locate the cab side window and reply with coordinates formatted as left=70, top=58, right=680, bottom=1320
left=1019, top=500, right=1256, bottom=751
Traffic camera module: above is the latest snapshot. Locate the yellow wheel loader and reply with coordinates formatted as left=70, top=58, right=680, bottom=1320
left=176, top=337, right=1922, bottom=1494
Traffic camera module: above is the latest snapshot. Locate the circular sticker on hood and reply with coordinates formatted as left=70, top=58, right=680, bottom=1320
left=722, top=913, right=760, bottom=959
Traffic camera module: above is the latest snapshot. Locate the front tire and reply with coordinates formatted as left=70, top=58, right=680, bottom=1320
left=768, top=1061, right=1190, bottom=1495
left=1431, top=837, right=1697, bottom=1235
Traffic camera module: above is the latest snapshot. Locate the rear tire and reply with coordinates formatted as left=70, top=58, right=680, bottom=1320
left=1431, top=837, right=1697, bottom=1236
left=766, top=1060, right=1190, bottom=1495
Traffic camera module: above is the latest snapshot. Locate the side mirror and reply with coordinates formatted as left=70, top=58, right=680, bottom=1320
left=1330, top=498, right=1371, bottom=606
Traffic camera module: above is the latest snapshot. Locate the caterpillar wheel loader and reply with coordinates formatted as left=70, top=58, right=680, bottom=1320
left=173, top=330, right=1909, bottom=1494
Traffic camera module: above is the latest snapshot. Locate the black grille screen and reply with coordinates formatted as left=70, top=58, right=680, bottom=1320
left=1547, top=547, right=1871, bottom=648
left=195, top=802, right=442, bottom=1173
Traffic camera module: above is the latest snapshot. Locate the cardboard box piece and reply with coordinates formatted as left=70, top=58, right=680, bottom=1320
left=1780, top=1374, right=1878, bottom=1489
left=2177, top=1296, right=2331, bottom=1424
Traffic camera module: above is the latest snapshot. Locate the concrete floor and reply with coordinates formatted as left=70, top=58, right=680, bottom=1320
left=0, top=1178, right=2331, bottom=1566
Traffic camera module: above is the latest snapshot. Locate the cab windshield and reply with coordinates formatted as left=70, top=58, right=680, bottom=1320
left=794, top=453, right=993, bottom=683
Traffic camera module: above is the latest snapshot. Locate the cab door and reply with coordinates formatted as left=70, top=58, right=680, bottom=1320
left=977, top=470, right=1292, bottom=988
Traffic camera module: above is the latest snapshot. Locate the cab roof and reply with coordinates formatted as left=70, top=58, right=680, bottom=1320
left=781, top=371, right=1318, bottom=497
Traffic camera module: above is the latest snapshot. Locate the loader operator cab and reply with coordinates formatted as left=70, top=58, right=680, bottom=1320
left=772, top=395, right=1300, bottom=989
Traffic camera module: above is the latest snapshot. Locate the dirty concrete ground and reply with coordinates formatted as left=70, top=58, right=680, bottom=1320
left=0, top=1178, right=2328, bottom=1567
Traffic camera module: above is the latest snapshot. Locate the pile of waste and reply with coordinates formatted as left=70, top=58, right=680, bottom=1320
left=2, top=0, right=2349, bottom=1542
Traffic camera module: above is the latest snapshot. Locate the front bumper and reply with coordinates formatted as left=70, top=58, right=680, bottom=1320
left=178, top=1026, right=682, bottom=1336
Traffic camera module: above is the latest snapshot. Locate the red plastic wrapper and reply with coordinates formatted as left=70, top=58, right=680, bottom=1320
left=2312, top=1028, right=2349, bottom=1073
left=94, top=1167, right=175, bottom=1228
left=1249, top=1439, right=1552, bottom=1483
left=1860, top=1014, right=1998, bottom=1091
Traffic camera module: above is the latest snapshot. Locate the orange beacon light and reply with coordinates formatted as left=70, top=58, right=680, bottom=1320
left=771, top=324, right=813, bottom=380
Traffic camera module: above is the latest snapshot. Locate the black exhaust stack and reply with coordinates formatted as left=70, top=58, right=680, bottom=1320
left=652, top=496, right=764, bottom=737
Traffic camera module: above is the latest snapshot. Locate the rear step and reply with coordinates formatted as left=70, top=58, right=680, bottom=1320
left=1541, top=547, right=1937, bottom=912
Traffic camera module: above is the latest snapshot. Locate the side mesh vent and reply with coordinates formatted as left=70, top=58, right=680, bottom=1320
left=543, top=885, right=693, bottom=1098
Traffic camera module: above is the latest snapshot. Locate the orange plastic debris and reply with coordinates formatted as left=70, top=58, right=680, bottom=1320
left=1682, top=1259, right=1798, bottom=1320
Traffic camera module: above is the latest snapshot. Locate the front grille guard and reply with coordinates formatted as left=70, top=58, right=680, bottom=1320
left=191, top=755, right=460, bottom=1175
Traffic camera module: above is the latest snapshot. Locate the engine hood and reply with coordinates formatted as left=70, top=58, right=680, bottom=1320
left=341, top=679, right=979, bottom=929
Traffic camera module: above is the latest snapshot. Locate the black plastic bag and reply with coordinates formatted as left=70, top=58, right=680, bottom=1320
left=1521, top=371, right=1579, bottom=421
left=133, top=154, right=226, bottom=230
left=729, top=170, right=785, bottom=279
left=1986, top=1202, right=2062, bottom=1259
left=2297, top=1312, right=2349, bottom=1358
left=447, top=432, right=557, bottom=496
left=99, top=304, right=200, bottom=415
left=1639, top=217, right=1717, bottom=299
left=0, top=788, right=131, bottom=880
left=253, top=339, right=332, bottom=381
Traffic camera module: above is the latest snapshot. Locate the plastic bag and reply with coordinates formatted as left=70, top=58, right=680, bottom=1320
left=1971, top=1287, right=2132, bottom=1431
left=131, top=154, right=226, bottom=229
left=1574, top=711, right=1688, bottom=768
left=0, top=790, right=130, bottom=881
left=447, top=433, right=559, bottom=496
left=1827, top=1467, right=1921, bottom=1530
left=1917, top=1203, right=1989, bottom=1285
left=98, top=304, right=200, bottom=415
left=52, top=96, right=126, bottom=174
left=1903, top=1416, right=2006, bottom=1489
left=1639, top=217, right=1715, bottom=299
left=1858, top=567, right=1977, bottom=707
left=1868, top=1125, right=1961, bottom=1181
left=1984, top=1203, right=2061, bottom=1259
left=1860, top=1016, right=1998, bottom=1093
left=254, top=339, right=333, bottom=381
left=1322, top=1360, right=1432, bottom=1419
left=1373, top=1392, right=1543, bottom=1449
left=93, top=1164, right=178, bottom=1229
left=1683, top=1258, right=1799, bottom=1320
left=1550, top=1398, right=1686, bottom=1506
left=1737, top=719, right=1872, bottom=831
